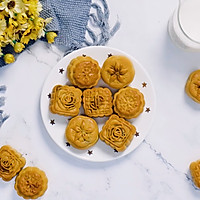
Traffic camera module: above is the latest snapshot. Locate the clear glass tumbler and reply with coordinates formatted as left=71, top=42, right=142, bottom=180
left=168, top=0, right=200, bottom=51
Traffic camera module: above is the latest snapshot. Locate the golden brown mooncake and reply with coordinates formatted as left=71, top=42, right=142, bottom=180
left=0, top=145, right=26, bottom=181
left=99, top=114, right=136, bottom=151
left=65, top=116, right=99, bottom=150
left=67, top=56, right=101, bottom=88
left=49, top=85, right=82, bottom=117
left=15, top=167, right=48, bottom=199
left=185, top=70, right=200, bottom=103
left=101, top=55, right=135, bottom=89
left=83, top=87, right=113, bottom=117
left=113, top=87, right=145, bottom=119
left=190, top=160, right=200, bottom=188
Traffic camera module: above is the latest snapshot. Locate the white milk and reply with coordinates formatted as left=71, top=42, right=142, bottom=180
left=168, top=0, right=200, bottom=51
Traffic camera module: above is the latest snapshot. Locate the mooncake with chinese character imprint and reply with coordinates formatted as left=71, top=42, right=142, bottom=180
left=15, top=167, right=48, bottom=199
left=49, top=85, right=82, bottom=117
left=185, top=70, right=200, bottom=103
left=83, top=87, right=113, bottom=117
left=189, top=160, right=200, bottom=188
left=0, top=145, right=26, bottom=181
left=101, top=55, right=135, bottom=89
left=113, top=87, right=145, bottom=119
left=100, top=115, right=136, bottom=151
left=67, top=56, right=101, bottom=88
left=65, top=116, right=99, bottom=150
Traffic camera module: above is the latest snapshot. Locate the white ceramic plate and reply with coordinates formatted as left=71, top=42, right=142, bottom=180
left=40, top=46, right=156, bottom=162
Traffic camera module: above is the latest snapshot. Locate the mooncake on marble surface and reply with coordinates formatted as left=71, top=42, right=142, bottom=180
left=83, top=87, right=113, bottom=117
left=185, top=70, right=200, bottom=103
left=15, top=167, right=48, bottom=199
left=101, top=55, right=135, bottom=89
left=99, top=114, right=136, bottom=151
left=113, top=87, right=145, bottom=119
left=0, top=145, right=26, bottom=181
left=65, top=116, right=99, bottom=150
left=49, top=85, right=82, bottom=117
left=67, top=56, right=101, bottom=88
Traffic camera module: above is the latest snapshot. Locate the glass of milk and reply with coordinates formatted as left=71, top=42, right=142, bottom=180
left=168, top=0, right=200, bottom=51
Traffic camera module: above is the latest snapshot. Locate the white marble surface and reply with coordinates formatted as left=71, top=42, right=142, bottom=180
left=1, top=0, right=200, bottom=199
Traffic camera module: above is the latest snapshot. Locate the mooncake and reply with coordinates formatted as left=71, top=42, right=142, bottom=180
left=67, top=56, right=101, bottom=88
left=49, top=85, right=82, bottom=117
left=99, top=115, right=136, bottom=151
left=101, top=55, right=135, bottom=89
left=0, top=145, right=26, bottom=181
left=113, top=87, right=145, bottom=119
left=185, top=70, right=200, bottom=103
left=83, top=87, right=113, bottom=117
left=190, top=160, right=200, bottom=188
left=15, top=167, right=48, bottom=199
left=65, top=116, right=99, bottom=150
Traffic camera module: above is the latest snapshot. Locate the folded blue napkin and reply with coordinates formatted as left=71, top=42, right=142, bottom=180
left=0, top=0, right=120, bottom=126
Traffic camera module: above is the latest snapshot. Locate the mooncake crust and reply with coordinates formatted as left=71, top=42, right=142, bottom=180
left=185, top=70, right=200, bottom=103
left=113, top=87, right=145, bottom=119
left=49, top=85, right=82, bottom=117
left=0, top=145, right=26, bottom=181
left=83, top=87, right=113, bottom=117
left=67, top=56, right=101, bottom=88
left=190, top=160, right=200, bottom=188
left=101, top=55, right=135, bottom=89
left=65, top=116, right=99, bottom=150
left=99, top=114, right=136, bottom=151
left=14, top=167, right=48, bottom=199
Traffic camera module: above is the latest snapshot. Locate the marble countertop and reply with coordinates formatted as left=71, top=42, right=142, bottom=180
left=1, top=0, right=200, bottom=199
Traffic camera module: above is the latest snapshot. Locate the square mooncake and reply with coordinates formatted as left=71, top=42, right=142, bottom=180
left=83, top=87, right=113, bottom=117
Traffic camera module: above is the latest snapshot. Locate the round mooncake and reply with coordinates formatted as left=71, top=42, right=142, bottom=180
left=101, top=55, right=135, bottom=89
left=65, top=116, right=99, bottom=149
left=15, top=167, right=48, bottom=199
left=67, top=56, right=101, bottom=88
left=185, top=69, right=200, bottom=103
left=113, top=87, right=145, bottom=119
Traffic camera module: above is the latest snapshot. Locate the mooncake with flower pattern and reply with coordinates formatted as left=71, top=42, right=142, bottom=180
left=65, top=116, right=99, bottom=150
left=113, top=87, right=145, bottom=119
left=185, top=70, right=200, bottom=103
left=0, top=145, right=26, bottom=181
left=50, top=85, right=82, bottom=117
left=67, top=56, right=101, bottom=88
left=100, top=115, right=136, bottom=151
left=15, top=167, right=48, bottom=199
left=101, top=55, right=135, bottom=89
left=83, top=87, right=113, bottom=117
left=190, top=160, right=200, bottom=188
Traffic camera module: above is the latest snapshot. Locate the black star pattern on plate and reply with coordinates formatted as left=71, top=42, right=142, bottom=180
left=145, top=107, right=151, bottom=113
left=47, top=93, right=51, bottom=99
left=135, top=131, right=140, bottom=137
left=108, top=53, right=113, bottom=57
left=87, top=150, right=93, bottom=155
left=66, top=142, right=70, bottom=147
left=59, top=68, right=64, bottom=74
left=114, top=149, right=118, bottom=153
left=50, top=119, right=55, bottom=125
left=142, top=82, right=147, bottom=88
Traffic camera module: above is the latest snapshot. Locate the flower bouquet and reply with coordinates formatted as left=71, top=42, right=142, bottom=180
left=0, top=0, right=57, bottom=64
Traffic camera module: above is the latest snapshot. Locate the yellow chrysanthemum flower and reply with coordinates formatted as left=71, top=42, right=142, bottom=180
left=0, top=19, right=6, bottom=35
left=46, top=32, right=57, bottom=43
left=4, top=53, right=15, bottom=64
left=14, top=42, right=25, bottom=53
left=23, top=0, right=42, bottom=17
left=0, top=0, right=25, bottom=18
left=16, top=12, right=27, bottom=24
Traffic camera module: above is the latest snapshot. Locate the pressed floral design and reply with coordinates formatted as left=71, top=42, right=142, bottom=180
left=15, top=167, right=48, bottom=199
left=100, top=115, right=136, bottom=151
left=65, top=116, right=99, bottom=150
left=0, top=145, right=25, bottom=181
